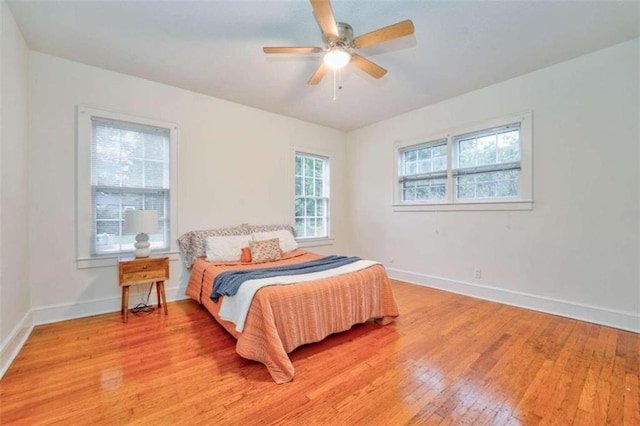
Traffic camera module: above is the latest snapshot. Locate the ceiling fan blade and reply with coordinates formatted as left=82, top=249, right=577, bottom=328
left=308, top=62, right=329, bottom=85
left=352, top=19, right=415, bottom=49
left=263, top=47, right=322, bottom=54
left=350, top=53, right=387, bottom=79
left=310, top=0, right=338, bottom=39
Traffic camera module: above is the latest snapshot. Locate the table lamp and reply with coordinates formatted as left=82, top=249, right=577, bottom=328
left=124, top=210, right=158, bottom=258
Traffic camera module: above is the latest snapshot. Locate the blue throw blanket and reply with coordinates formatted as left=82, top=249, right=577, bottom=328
left=211, top=255, right=361, bottom=302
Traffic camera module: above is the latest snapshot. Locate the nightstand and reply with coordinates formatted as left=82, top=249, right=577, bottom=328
left=118, top=256, right=169, bottom=323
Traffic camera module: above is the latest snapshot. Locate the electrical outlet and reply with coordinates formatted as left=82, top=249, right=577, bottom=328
left=474, top=269, right=482, bottom=279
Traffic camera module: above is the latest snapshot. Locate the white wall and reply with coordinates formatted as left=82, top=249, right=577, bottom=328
left=0, top=1, right=32, bottom=377
left=28, top=52, right=347, bottom=324
left=346, top=39, right=639, bottom=332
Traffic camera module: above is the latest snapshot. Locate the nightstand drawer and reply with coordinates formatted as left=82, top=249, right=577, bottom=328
left=119, top=257, right=169, bottom=285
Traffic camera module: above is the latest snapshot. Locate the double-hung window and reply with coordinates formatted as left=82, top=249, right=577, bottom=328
left=294, top=152, right=330, bottom=239
left=453, top=123, right=521, bottom=200
left=394, top=112, right=532, bottom=211
left=77, top=106, right=178, bottom=265
left=399, top=140, right=447, bottom=202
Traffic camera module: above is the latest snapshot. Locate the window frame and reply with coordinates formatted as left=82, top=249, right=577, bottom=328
left=291, top=148, right=333, bottom=244
left=76, top=106, right=179, bottom=268
left=393, top=112, right=533, bottom=212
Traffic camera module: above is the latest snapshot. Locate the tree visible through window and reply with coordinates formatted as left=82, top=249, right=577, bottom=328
left=294, top=152, right=329, bottom=239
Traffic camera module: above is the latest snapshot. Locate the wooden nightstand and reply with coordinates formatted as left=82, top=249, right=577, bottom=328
left=118, top=256, right=169, bottom=323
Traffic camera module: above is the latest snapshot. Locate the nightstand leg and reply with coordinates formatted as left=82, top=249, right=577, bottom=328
left=159, top=281, right=168, bottom=315
left=123, top=286, right=130, bottom=323
left=156, top=282, right=162, bottom=308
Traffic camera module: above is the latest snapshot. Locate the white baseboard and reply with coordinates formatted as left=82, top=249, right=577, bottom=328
left=387, top=267, right=640, bottom=333
left=0, top=310, right=34, bottom=380
left=1, top=286, right=190, bottom=379
left=31, top=285, right=190, bottom=326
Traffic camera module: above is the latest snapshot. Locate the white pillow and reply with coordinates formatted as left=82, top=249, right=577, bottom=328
left=252, top=230, right=298, bottom=253
left=205, top=235, right=252, bottom=262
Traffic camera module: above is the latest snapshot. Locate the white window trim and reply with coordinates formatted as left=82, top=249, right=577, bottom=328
left=291, top=147, right=333, bottom=244
left=393, top=112, right=533, bottom=212
left=76, top=105, right=179, bottom=268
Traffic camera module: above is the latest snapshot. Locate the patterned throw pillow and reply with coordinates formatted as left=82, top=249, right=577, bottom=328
left=249, top=238, right=281, bottom=264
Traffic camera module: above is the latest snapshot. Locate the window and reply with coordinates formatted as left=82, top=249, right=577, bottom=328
left=91, top=118, right=170, bottom=254
left=399, top=140, right=447, bottom=202
left=394, top=112, right=532, bottom=211
left=77, top=106, right=178, bottom=264
left=453, top=123, right=521, bottom=201
left=294, top=152, right=330, bottom=239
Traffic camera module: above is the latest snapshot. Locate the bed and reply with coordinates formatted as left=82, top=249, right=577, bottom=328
left=179, top=224, right=399, bottom=384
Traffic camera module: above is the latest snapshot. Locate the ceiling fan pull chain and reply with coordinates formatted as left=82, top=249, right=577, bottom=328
left=332, top=69, right=344, bottom=101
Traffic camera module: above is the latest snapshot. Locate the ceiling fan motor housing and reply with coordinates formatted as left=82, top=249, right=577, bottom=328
left=323, top=22, right=354, bottom=49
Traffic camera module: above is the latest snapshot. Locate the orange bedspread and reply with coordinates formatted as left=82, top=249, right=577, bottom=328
left=185, top=250, right=399, bottom=383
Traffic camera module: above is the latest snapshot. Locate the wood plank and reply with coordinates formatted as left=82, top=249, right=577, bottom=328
left=0, top=281, right=637, bottom=424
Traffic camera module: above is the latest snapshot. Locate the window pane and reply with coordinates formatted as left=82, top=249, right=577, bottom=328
left=403, top=187, right=415, bottom=201
left=433, top=156, right=447, bottom=171
left=316, top=218, right=326, bottom=237
left=314, top=178, right=323, bottom=197
left=456, top=170, right=518, bottom=200
left=95, top=191, right=121, bottom=220
left=143, top=192, right=165, bottom=216
left=314, top=159, right=323, bottom=178
left=295, top=198, right=304, bottom=217
left=306, top=198, right=316, bottom=216
left=404, top=178, right=446, bottom=202
left=95, top=220, right=122, bottom=253
left=304, top=158, right=314, bottom=177
left=145, top=135, right=166, bottom=161
left=144, top=161, right=164, bottom=188
left=476, top=135, right=497, bottom=166
left=295, top=218, right=306, bottom=238
left=295, top=176, right=303, bottom=196
left=304, top=178, right=314, bottom=197
left=417, top=160, right=430, bottom=174
left=403, top=144, right=447, bottom=178
left=417, top=148, right=431, bottom=160
left=122, top=192, right=143, bottom=211
left=124, top=159, right=143, bottom=187
left=497, top=130, right=520, bottom=163
left=295, top=156, right=302, bottom=176
left=405, top=162, right=417, bottom=175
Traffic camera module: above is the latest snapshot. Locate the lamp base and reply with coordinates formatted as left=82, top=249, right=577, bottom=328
left=133, top=233, right=151, bottom=258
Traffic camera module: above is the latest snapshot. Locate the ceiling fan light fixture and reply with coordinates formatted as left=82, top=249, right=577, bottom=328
left=323, top=48, right=351, bottom=70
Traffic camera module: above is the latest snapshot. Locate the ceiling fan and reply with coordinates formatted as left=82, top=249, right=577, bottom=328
left=263, top=0, right=415, bottom=85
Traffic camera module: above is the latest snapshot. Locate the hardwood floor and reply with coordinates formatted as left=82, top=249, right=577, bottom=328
left=0, top=281, right=638, bottom=425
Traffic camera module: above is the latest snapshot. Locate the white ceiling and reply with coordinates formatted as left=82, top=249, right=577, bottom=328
left=7, top=0, right=640, bottom=131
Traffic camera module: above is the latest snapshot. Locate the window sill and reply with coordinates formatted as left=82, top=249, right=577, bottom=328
left=392, top=200, right=533, bottom=212
left=76, top=251, right=180, bottom=269
left=296, top=238, right=335, bottom=248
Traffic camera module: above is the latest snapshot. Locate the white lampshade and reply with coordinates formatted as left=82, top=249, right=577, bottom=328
left=124, top=210, right=158, bottom=258
left=323, top=48, right=351, bottom=70
left=124, top=210, right=158, bottom=235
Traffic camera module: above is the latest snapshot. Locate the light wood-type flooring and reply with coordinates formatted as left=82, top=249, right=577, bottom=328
left=0, top=281, right=638, bottom=425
